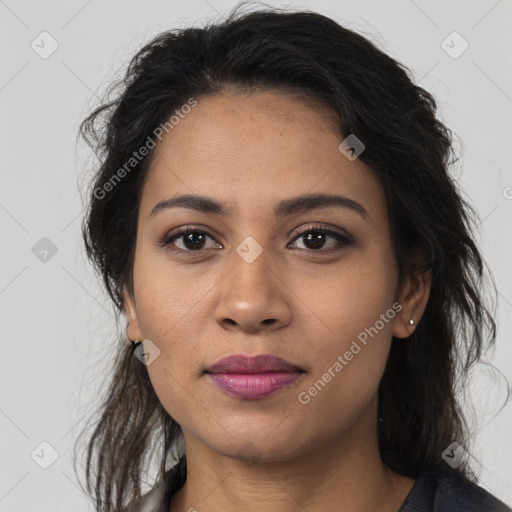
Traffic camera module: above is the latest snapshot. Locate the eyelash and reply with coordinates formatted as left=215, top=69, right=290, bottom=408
left=159, top=224, right=352, bottom=255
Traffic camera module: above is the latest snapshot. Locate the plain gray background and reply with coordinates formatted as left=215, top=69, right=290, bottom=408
left=1, top=0, right=511, bottom=510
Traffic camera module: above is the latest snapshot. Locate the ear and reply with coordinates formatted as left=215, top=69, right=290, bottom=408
left=392, top=267, right=431, bottom=339
left=122, top=284, right=143, bottom=342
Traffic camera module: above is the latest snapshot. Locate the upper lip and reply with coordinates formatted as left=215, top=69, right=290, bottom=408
left=205, top=354, right=305, bottom=374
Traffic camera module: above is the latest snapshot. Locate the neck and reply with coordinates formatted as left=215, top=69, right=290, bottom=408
left=169, top=406, right=415, bottom=512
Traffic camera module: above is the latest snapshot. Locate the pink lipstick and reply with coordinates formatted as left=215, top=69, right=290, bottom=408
left=205, top=354, right=305, bottom=400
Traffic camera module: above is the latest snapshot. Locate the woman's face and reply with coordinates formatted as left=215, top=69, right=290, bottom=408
left=123, top=90, right=419, bottom=461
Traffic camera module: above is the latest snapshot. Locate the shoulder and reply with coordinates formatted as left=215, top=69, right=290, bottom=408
left=400, top=466, right=511, bottom=512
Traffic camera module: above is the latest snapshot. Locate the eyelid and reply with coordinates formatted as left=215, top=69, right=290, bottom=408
left=289, top=223, right=351, bottom=240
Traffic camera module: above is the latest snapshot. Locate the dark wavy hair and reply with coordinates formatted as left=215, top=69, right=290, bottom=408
left=74, top=3, right=499, bottom=511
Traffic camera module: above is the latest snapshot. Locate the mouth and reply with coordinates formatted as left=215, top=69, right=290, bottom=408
left=205, top=353, right=305, bottom=374
left=204, top=353, right=306, bottom=400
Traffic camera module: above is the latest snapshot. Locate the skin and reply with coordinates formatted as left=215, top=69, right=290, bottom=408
left=123, top=89, right=431, bottom=512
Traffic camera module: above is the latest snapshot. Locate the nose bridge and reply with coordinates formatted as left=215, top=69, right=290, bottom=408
left=228, top=238, right=276, bottom=301
left=214, top=238, right=291, bottom=330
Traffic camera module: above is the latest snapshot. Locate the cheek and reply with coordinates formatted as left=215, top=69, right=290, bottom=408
left=291, top=246, right=397, bottom=405
left=295, top=244, right=398, bottom=346
left=131, top=246, right=218, bottom=344
left=132, top=271, right=208, bottom=425
left=294, top=295, right=395, bottom=431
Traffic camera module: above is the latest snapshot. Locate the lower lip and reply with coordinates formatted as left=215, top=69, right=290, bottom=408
left=207, top=372, right=302, bottom=400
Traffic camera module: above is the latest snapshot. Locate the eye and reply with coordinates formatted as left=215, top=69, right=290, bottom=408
left=288, top=224, right=352, bottom=252
left=159, top=223, right=352, bottom=255
left=160, top=226, right=221, bottom=254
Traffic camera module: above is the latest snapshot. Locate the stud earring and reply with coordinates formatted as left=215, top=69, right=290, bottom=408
left=409, top=318, right=414, bottom=326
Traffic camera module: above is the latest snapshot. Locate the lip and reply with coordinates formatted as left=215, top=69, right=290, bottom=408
left=205, top=354, right=305, bottom=400
left=205, top=353, right=304, bottom=374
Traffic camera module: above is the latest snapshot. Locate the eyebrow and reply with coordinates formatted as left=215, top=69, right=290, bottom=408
left=150, top=193, right=371, bottom=222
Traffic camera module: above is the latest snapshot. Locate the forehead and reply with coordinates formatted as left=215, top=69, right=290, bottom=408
left=139, top=90, right=386, bottom=223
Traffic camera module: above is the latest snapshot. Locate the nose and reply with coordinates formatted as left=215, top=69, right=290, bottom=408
left=213, top=247, right=292, bottom=334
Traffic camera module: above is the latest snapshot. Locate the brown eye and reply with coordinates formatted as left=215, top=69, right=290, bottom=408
left=160, top=224, right=352, bottom=255
left=179, top=231, right=207, bottom=250
left=289, top=226, right=352, bottom=252
left=161, top=227, right=221, bottom=253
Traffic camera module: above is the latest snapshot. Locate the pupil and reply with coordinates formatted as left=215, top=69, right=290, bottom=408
left=305, top=232, right=325, bottom=249
left=184, top=232, right=205, bottom=250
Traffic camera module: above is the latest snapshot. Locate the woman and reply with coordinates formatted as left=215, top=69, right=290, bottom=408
left=74, top=4, right=511, bottom=512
